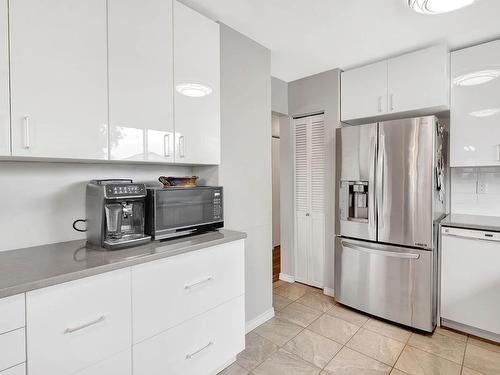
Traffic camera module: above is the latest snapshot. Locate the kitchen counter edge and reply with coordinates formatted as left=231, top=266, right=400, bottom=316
left=0, top=229, right=247, bottom=299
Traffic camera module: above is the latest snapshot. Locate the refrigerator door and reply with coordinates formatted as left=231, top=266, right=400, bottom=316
left=336, top=124, right=377, bottom=241
left=377, top=116, right=435, bottom=249
left=334, top=237, right=436, bottom=332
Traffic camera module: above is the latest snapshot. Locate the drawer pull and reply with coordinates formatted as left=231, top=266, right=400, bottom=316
left=64, top=315, right=106, bottom=334
left=185, top=341, right=214, bottom=360
left=184, top=276, right=214, bottom=290
left=342, top=242, right=420, bottom=259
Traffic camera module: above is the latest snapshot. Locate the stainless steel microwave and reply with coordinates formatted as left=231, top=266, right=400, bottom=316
left=145, top=186, right=223, bottom=240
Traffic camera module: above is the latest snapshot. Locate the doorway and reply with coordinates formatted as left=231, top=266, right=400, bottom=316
left=272, top=113, right=281, bottom=282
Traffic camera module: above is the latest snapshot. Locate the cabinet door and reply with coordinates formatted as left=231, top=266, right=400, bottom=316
left=0, top=0, right=8, bottom=156
left=9, top=0, right=108, bottom=159
left=451, top=40, right=500, bottom=167
left=132, top=240, right=244, bottom=344
left=174, top=1, right=220, bottom=165
left=26, top=269, right=131, bottom=375
left=388, top=45, right=449, bottom=114
left=108, top=0, right=174, bottom=162
left=133, top=296, right=244, bottom=375
left=341, top=61, right=387, bottom=122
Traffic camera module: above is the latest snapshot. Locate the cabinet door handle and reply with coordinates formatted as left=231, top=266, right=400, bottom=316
left=390, top=94, right=395, bottom=111
left=64, top=315, right=106, bottom=334
left=164, top=134, right=171, bottom=157
left=496, top=145, right=500, bottom=162
left=378, top=96, right=382, bottom=113
left=185, top=341, right=214, bottom=360
left=184, top=276, right=214, bottom=290
left=179, top=135, right=185, bottom=158
left=23, top=116, right=31, bottom=149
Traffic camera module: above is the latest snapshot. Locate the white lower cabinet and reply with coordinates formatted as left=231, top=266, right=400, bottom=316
left=0, top=328, right=25, bottom=372
left=132, top=240, right=245, bottom=343
left=0, top=294, right=25, bottom=335
left=0, top=363, right=25, bottom=375
left=7, top=240, right=244, bottom=375
left=26, top=269, right=132, bottom=375
left=133, top=295, right=245, bottom=375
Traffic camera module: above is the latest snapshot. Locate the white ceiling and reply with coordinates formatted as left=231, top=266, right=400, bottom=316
left=180, top=0, right=500, bottom=82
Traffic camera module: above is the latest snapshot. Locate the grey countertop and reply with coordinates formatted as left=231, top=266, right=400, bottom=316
left=0, top=229, right=246, bottom=299
left=441, top=214, right=500, bottom=232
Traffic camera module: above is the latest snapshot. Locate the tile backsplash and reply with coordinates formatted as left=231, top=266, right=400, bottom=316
left=451, top=167, right=500, bottom=216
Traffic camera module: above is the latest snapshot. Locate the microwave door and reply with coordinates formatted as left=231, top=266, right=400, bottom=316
left=336, top=123, right=377, bottom=241
left=154, top=188, right=221, bottom=237
left=377, top=117, right=434, bottom=249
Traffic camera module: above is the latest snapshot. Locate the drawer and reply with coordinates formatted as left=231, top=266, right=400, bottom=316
left=0, top=294, right=25, bottom=334
left=0, top=328, right=25, bottom=372
left=75, top=349, right=131, bottom=375
left=132, top=240, right=244, bottom=343
left=26, top=269, right=132, bottom=375
left=133, top=295, right=245, bottom=375
left=0, top=363, right=25, bottom=375
left=335, top=237, right=435, bottom=331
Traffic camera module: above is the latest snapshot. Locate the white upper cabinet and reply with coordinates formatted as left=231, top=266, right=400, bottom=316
left=388, top=45, right=449, bottom=114
left=0, top=0, right=8, bottom=156
left=174, top=1, right=220, bottom=165
left=108, top=0, right=175, bottom=162
left=341, top=45, right=449, bottom=124
left=9, top=0, right=108, bottom=159
left=451, top=39, right=500, bottom=167
left=341, top=61, right=388, bottom=122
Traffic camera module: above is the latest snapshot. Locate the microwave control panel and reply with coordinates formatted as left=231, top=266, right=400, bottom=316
left=213, top=190, right=223, bottom=220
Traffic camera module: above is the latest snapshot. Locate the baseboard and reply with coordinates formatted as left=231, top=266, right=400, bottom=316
left=245, top=307, right=275, bottom=333
left=279, top=273, right=295, bottom=283
left=323, top=287, right=335, bottom=297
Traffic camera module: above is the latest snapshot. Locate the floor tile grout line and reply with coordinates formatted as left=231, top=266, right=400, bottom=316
left=404, top=339, right=466, bottom=365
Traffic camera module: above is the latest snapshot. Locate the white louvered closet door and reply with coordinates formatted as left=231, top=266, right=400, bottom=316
left=294, top=114, right=325, bottom=288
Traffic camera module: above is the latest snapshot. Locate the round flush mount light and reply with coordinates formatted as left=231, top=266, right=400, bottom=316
left=175, top=83, right=213, bottom=97
left=454, top=69, right=500, bottom=86
left=469, top=108, right=500, bottom=118
left=408, top=0, right=476, bottom=14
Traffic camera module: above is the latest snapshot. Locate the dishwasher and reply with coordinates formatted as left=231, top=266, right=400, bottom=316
left=441, top=226, right=500, bottom=342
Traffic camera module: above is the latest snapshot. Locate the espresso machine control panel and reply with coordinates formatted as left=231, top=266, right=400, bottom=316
left=104, top=183, right=146, bottom=199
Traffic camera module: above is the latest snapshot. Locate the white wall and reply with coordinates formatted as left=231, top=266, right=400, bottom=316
left=219, top=24, right=273, bottom=324
left=451, top=167, right=500, bottom=216
left=271, top=76, right=288, bottom=115
left=285, top=69, right=341, bottom=293
left=0, top=161, right=191, bottom=251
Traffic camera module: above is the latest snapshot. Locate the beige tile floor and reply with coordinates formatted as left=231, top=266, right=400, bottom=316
left=219, top=281, right=500, bottom=375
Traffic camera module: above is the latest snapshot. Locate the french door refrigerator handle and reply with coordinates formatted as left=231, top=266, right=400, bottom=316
left=369, top=131, right=377, bottom=238
left=376, top=131, right=385, bottom=233
left=341, top=241, right=420, bottom=259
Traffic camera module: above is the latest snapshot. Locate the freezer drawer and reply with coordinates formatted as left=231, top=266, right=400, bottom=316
left=334, top=237, right=436, bottom=331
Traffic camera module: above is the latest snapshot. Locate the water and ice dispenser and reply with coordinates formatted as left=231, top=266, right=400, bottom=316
left=339, top=181, right=369, bottom=222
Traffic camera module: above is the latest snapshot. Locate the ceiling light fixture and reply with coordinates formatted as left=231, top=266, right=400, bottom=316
left=175, top=83, right=213, bottom=98
left=408, top=0, right=476, bottom=14
left=454, top=69, right=500, bottom=86
left=469, top=108, right=500, bottom=118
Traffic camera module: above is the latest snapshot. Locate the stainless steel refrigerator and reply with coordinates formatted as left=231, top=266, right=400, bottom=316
left=334, top=116, right=447, bottom=332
